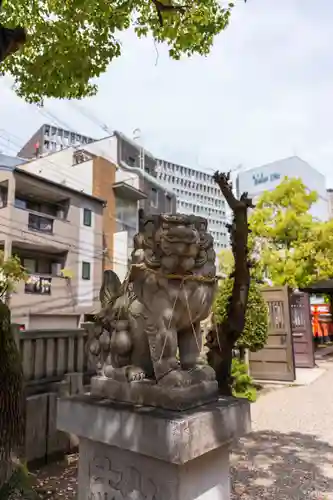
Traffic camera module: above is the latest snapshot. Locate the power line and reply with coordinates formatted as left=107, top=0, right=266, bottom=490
left=67, top=101, right=112, bottom=136
left=0, top=219, right=133, bottom=265
left=4, top=200, right=137, bottom=248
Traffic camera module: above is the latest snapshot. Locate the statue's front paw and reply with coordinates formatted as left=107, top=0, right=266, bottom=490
left=126, top=366, right=147, bottom=382
left=189, top=365, right=216, bottom=383
left=158, top=369, right=192, bottom=388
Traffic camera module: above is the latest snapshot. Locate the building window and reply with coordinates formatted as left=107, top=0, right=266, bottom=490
left=165, top=195, right=173, bottom=213
left=82, top=261, right=91, bottom=280
left=151, top=187, right=159, bottom=208
left=0, top=186, right=8, bottom=208
left=28, top=213, right=53, bottom=234
left=23, top=258, right=37, bottom=274
left=83, top=208, right=92, bottom=227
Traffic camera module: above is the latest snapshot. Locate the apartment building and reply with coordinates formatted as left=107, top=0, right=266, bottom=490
left=17, top=123, right=96, bottom=159
left=156, top=159, right=229, bottom=252
left=112, top=131, right=177, bottom=215
left=18, top=127, right=177, bottom=216
left=17, top=140, right=147, bottom=282
left=0, top=166, right=104, bottom=329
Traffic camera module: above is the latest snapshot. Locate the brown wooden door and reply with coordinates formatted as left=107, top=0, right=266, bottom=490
left=290, top=291, right=315, bottom=368
left=249, top=286, right=296, bottom=382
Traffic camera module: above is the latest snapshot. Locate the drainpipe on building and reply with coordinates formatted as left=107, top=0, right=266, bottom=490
left=4, top=238, right=12, bottom=306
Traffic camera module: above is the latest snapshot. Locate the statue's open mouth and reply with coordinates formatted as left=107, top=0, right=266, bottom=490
left=163, top=234, right=198, bottom=244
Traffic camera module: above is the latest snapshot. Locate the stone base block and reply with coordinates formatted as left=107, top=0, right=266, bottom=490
left=57, top=395, right=251, bottom=500
left=90, top=375, right=219, bottom=411
left=78, top=436, right=230, bottom=500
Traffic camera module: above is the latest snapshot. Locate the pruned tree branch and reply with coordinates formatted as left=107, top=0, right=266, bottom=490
left=213, top=171, right=254, bottom=210
left=207, top=170, right=253, bottom=395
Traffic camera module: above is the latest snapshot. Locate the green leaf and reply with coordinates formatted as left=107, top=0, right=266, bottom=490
left=0, top=0, right=238, bottom=102
left=0, top=251, right=27, bottom=299
left=213, top=277, right=269, bottom=352
left=249, top=177, right=333, bottom=288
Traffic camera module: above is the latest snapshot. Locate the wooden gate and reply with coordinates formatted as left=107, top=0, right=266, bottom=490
left=249, top=286, right=296, bottom=382
left=290, top=291, right=315, bottom=368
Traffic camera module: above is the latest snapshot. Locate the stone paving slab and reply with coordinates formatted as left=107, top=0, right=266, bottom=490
left=231, top=361, right=333, bottom=499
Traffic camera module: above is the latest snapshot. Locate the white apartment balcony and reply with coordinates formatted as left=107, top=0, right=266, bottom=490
left=10, top=175, right=74, bottom=251
left=11, top=275, right=76, bottom=317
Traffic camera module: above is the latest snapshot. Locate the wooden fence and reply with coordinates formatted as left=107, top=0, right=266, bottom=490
left=12, top=324, right=94, bottom=464
left=15, top=327, right=91, bottom=391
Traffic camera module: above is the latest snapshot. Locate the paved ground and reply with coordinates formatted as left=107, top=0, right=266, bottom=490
left=231, top=359, right=333, bottom=499
left=30, top=359, right=333, bottom=499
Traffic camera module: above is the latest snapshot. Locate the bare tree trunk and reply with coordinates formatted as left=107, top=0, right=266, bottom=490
left=206, top=172, right=253, bottom=395
left=239, top=346, right=246, bottom=362
left=0, top=302, right=24, bottom=489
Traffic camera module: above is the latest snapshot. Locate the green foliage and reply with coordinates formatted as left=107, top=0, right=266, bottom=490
left=213, top=277, right=269, bottom=352
left=0, top=251, right=27, bottom=300
left=231, top=358, right=257, bottom=402
left=250, top=176, right=317, bottom=248
left=218, top=246, right=263, bottom=282
left=249, top=177, right=333, bottom=288
left=0, top=461, right=38, bottom=500
left=0, top=0, right=237, bottom=103
left=218, top=248, right=234, bottom=277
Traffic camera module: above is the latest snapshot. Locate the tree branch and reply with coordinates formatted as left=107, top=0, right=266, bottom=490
left=206, top=170, right=253, bottom=395
left=213, top=171, right=254, bottom=210
left=151, top=0, right=186, bottom=26
left=0, top=0, right=26, bottom=64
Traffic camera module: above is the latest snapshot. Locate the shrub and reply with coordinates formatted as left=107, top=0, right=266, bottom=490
left=231, top=358, right=257, bottom=402
left=213, top=278, right=269, bottom=352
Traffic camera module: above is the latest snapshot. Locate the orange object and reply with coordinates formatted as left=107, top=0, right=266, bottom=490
left=311, top=304, right=333, bottom=341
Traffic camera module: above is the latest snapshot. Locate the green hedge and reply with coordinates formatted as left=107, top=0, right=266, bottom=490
left=213, top=278, right=269, bottom=352
left=231, top=358, right=257, bottom=402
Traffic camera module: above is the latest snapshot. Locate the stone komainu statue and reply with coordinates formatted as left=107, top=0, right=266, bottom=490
left=87, top=213, right=218, bottom=407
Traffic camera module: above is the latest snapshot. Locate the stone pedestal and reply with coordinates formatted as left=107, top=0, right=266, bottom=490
left=57, top=395, right=251, bottom=500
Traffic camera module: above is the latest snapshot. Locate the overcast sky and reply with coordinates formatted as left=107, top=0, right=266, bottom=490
left=1, top=0, right=333, bottom=186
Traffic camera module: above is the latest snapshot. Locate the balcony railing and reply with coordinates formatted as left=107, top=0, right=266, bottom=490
left=28, top=213, right=53, bottom=234
left=24, top=275, right=52, bottom=295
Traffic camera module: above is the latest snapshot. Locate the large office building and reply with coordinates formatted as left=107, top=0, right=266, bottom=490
left=327, top=189, right=333, bottom=219
left=156, top=159, right=229, bottom=252
left=237, top=156, right=329, bottom=221
left=17, top=123, right=96, bottom=159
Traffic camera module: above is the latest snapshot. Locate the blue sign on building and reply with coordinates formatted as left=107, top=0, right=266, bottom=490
left=253, top=172, right=281, bottom=186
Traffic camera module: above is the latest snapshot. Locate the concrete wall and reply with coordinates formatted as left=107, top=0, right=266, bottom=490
left=113, top=231, right=128, bottom=282
left=19, top=148, right=94, bottom=194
